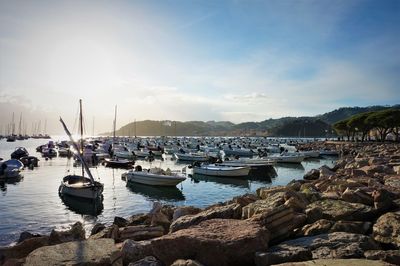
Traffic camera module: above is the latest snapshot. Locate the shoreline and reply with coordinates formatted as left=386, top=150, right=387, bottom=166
left=1, top=141, right=400, bottom=265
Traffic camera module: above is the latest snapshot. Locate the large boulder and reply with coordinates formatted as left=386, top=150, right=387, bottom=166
left=330, top=221, right=371, bottom=235
left=123, top=219, right=269, bottom=266
left=306, top=199, right=375, bottom=223
left=24, top=239, right=122, bottom=265
left=242, top=193, right=286, bottom=219
left=172, top=206, right=202, bottom=222
left=304, top=169, right=320, bottom=180
left=255, top=246, right=312, bottom=266
left=372, top=211, right=400, bottom=248
left=299, top=219, right=333, bottom=236
left=48, top=222, right=86, bottom=245
left=266, top=232, right=379, bottom=262
left=364, top=250, right=400, bottom=265
left=170, top=259, right=204, bottom=266
left=90, top=224, right=120, bottom=241
left=128, top=256, right=163, bottom=266
left=0, top=236, right=49, bottom=262
left=170, top=203, right=241, bottom=232
left=119, top=225, right=164, bottom=241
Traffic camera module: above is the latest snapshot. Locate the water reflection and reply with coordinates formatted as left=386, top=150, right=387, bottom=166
left=190, top=173, right=250, bottom=188
left=0, top=174, right=24, bottom=193
left=126, top=181, right=185, bottom=201
left=59, top=194, right=104, bottom=216
left=248, top=166, right=277, bottom=181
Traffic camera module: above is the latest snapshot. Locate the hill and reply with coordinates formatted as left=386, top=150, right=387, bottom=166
left=106, top=104, right=399, bottom=137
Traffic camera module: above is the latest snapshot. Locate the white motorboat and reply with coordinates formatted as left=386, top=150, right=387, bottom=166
left=319, top=149, right=339, bottom=156
left=220, top=157, right=275, bottom=168
left=122, top=166, right=186, bottom=186
left=268, top=153, right=305, bottom=164
left=104, top=157, right=134, bottom=168
left=58, top=100, right=104, bottom=200
left=299, top=150, right=320, bottom=158
left=193, top=164, right=250, bottom=177
left=174, top=152, right=209, bottom=162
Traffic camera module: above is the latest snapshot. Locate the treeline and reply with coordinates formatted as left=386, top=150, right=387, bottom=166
left=333, top=109, right=400, bottom=141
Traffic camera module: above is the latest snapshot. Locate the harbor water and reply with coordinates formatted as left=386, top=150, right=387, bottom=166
left=0, top=138, right=336, bottom=246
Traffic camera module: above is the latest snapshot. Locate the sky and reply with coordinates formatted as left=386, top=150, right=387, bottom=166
left=0, top=0, right=399, bottom=134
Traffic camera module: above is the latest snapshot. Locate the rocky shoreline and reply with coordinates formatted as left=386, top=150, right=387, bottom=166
left=1, top=141, right=400, bottom=266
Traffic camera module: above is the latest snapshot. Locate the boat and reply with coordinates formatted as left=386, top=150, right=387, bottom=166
left=11, top=147, right=29, bottom=160
left=122, top=165, right=186, bottom=187
left=220, top=157, right=275, bottom=168
left=267, top=153, right=305, bottom=164
left=190, top=173, right=249, bottom=188
left=319, top=149, right=339, bottom=156
left=192, top=163, right=250, bottom=177
left=60, top=194, right=104, bottom=216
left=104, top=157, right=134, bottom=168
left=58, top=100, right=104, bottom=200
left=174, top=152, right=209, bottom=162
left=20, top=156, right=39, bottom=168
left=0, top=159, right=24, bottom=179
left=126, top=181, right=185, bottom=201
left=299, top=150, right=320, bottom=158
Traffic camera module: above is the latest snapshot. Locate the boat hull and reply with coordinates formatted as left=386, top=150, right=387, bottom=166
left=174, top=153, right=208, bottom=162
left=59, top=175, right=103, bottom=199
left=124, top=171, right=186, bottom=186
left=193, top=165, right=250, bottom=177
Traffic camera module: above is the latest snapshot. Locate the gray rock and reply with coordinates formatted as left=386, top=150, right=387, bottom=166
left=330, top=221, right=371, bottom=234
left=90, top=224, right=120, bottom=241
left=304, top=169, right=320, bottom=180
left=255, top=245, right=312, bottom=266
left=172, top=206, right=202, bottom=222
left=119, top=225, right=164, bottom=241
left=114, top=216, right=129, bottom=227
left=373, top=211, right=400, bottom=248
left=48, top=222, right=86, bottom=245
left=25, top=239, right=122, bottom=265
left=364, top=250, right=400, bottom=265
left=128, top=256, right=163, bottom=266
left=90, top=223, right=106, bottom=236
left=0, top=236, right=49, bottom=261
left=17, top=231, right=41, bottom=243
left=300, top=219, right=333, bottom=236
left=170, top=259, right=204, bottom=266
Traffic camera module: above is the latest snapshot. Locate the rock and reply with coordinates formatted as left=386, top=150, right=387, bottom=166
left=319, top=165, right=335, bottom=179
left=372, top=189, right=393, bottom=211
left=305, top=199, right=376, bottom=223
left=114, top=216, right=129, bottom=227
left=359, top=165, right=394, bottom=175
left=90, top=224, right=120, bottom=241
left=369, top=157, right=388, bottom=165
left=91, top=223, right=106, bottom=236
left=25, top=239, right=122, bottom=265
left=299, top=183, right=321, bottom=202
left=121, top=240, right=153, bottom=265
left=172, top=206, right=202, bottom=222
left=304, top=169, right=320, bottom=180
left=393, top=165, right=400, bottom=174
left=129, top=213, right=151, bottom=226
left=341, top=188, right=374, bottom=206
left=268, top=232, right=379, bottom=260
left=242, top=193, right=286, bottom=219
left=364, top=250, right=400, bottom=265
left=270, top=258, right=392, bottom=266
left=255, top=246, right=312, bottom=266
left=257, top=186, right=288, bottom=199
left=330, top=221, right=371, bottom=235
left=119, top=225, right=164, bottom=241
left=170, top=203, right=241, bottom=233
left=300, top=219, right=333, bottom=236
left=48, top=222, right=86, bottom=245
left=128, top=256, right=163, bottom=266
left=17, top=231, right=41, bottom=243
left=170, top=259, right=204, bottom=266
left=149, top=202, right=172, bottom=233
left=228, top=193, right=259, bottom=207
left=0, top=236, right=49, bottom=262
left=373, top=211, right=400, bottom=248
left=384, top=175, right=400, bottom=189
left=150, top=219, right=269, bottom=266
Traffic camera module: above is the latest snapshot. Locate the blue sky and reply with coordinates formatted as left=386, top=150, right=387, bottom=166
left=0, top=0, right=399, bottom=133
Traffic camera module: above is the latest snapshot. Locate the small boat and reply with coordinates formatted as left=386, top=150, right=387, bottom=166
left=0, top=159, right=24, bottom=178
left=58, top=100, right=103, bottom=200
left=192, top=164, right=250, bottom=177
left=268, top=153, right=305, bottom=164
left=122, top=165, right=186, bottom=187
left=319, top=149, right=339, bottom=156
left=20, top=156, right=39, bottom=168
left=104, top=157, right=134, bottom=168
left=190, top=173, right=249, bottom=188
left=11, top=147, right=29, bottom=160
left=299, top=150, right=320, bottom=158
left=174, top=152, right=209, bottom=162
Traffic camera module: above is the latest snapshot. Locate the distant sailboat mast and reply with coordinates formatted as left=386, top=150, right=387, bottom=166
left=113, top=105, right=117, bottom=144
left=79, top=99, right=85, bottom=177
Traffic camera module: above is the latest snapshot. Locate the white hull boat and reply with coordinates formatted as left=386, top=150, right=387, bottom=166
left=220, top=158, right=275, bottom=168
left=299, top=150, right=320, bottom=158
left=174, top=152, right=209, bottom=162
left=268, top=154, right=305, bottom=164
left=193, top=164, right=250, bottom=177
left=123, top=167, right=186, bottom=186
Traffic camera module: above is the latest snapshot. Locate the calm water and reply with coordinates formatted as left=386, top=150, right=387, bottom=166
left=0, top=138, right=336, bottom=246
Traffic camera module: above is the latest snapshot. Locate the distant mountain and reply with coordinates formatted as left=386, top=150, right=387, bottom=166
left=106, top=104, right=399, bottom=137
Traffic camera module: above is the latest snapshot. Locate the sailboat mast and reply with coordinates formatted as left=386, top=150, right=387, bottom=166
left=113, top=105, right=117, bottom=143
left=79, top=99, right=84, bottom=177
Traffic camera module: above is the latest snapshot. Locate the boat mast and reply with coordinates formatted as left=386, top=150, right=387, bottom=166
left=60, top=117, right=95, bottom=184
left=79, top=99, right=84, bottom=177
left=113, top=105, right=117, bottom=144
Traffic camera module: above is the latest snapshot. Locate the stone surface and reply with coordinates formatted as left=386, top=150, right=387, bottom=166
left=17, top=232, right=42, bottom=244
left=364, top=250, right=400, bottom=265
left=90, top=223, right=106, bottom=236
left=128, top=256, right=163, bottom=266
left=125, top=219, right=269, bottom=266
left=170, top=203, right=241, bottom=232
left=270, top=259, right=392, bottom=266
left=303, top=169, right=320, bottom=180
left=25, top=238, right=122, bottom=265
left=242, top=193, right=286, bottom=219
left=48, top=222, right=86, bottom=245
left=90, top=224, right=120, bottom=241
left=255, top=245, right=312, bottom=266
left=269, top=232, right=379, bottom=260
left=170, top=259, right=204, bottom=266
left=373, top=211, right=400, bottom=248
left=306, top=199, right=375, bottom=223
left=300, top=219, right=333, bottom=236
left=172, top=206, right=202, bottom=222
left=119, top=225, right=164, bottom=241
left=0, top=236, right=49, bottom=262
left=330, top=221, right=371, bottom=235
left=114, top=216, right=129, bottom=227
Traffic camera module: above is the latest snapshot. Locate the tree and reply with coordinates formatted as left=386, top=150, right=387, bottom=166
left=333, top=119, right=351, bottom=140
left=365, top=109, right=400, bottom=141
left=346, top=112, right=374, bottom=141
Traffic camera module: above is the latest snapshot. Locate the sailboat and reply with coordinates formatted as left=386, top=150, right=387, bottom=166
left=58, top=100, right=103, bottom=199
